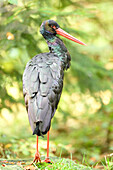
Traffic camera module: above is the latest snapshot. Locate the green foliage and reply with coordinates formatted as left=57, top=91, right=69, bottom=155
left=35, top=158, right=92, bottom=170
left=0, top=0, right=113, bottom=168
left=8, top=0, right=18, bottom=5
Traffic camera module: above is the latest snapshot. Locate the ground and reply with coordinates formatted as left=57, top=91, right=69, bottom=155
left=0, top=157, right=93, bottom=170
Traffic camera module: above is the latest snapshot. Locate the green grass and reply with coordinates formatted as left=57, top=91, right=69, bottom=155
left=0, top=158, right=93, bottom=170
left=35, top=158, right=93, bottom=170
left=1, top=156, right=113, bottom=169
left=101, top=156, right=113, bottom=170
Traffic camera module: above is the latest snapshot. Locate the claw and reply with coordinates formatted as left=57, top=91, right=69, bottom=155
left=32, top=152, right=41, bottom=164
left=43, top=157, right=52, bottom=164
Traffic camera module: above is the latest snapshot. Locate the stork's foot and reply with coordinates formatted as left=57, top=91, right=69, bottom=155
left=32, top=152, right=41, bottom=164
left=43, top=157, right=52, bottom=164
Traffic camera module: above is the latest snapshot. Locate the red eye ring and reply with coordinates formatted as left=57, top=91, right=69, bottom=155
left=53, top=26, right=56, bottom=30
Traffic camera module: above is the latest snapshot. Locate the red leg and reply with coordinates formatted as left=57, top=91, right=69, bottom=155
left=43, top=131, right=52, bottom=163
left=32, top=135, right=41, bottom=164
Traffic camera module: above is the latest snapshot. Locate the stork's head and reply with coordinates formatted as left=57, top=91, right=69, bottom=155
left=40, top=20, right=86, bottom=46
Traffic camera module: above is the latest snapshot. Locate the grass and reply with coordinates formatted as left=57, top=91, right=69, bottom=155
left=0, top=158, right=93, bottom=170
left=1, top=111, right=113, bottom=169
left=1, top=155, right=113, bottom=169
left=101, top=155, right=113, bottom=170
left=35, top=158, right=93, bottom=170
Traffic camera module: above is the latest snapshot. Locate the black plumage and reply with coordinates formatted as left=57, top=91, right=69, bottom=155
left=23, top=52, right=65, bottom=136
left=23, top=20, right=86, bottom=139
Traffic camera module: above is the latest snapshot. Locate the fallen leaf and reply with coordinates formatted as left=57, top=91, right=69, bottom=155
left=24, top=164, right=36, bottom=170
left=21, top=162, right=26, bottom=165
left=9, top=161, right=15, bottom=164
left=1, top=160, right=7, bottom=163
left=5, top=143, right=12, bottom=148
left=2, top=164, right=6, bottom=167
left=90, top=157, right=96, bottom=162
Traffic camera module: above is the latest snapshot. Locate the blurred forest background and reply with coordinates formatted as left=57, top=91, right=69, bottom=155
left=0, top=0, right=113, bottom=167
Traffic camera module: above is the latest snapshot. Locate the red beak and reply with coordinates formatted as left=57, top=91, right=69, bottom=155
left=56, top=28, right=86, bottom=46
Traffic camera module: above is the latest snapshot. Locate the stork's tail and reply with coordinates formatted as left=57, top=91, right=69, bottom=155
left=33, top=118, right=51, bottom=137
left=28, top=92, right=53, bottom=137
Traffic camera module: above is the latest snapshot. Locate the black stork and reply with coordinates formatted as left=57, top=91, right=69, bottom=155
left=23, top=20, right=86, bottom=163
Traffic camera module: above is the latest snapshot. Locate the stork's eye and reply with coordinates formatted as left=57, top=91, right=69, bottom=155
left=53, top=26, right=56, bottom=30
left=49, top=24, right=57, bottom=30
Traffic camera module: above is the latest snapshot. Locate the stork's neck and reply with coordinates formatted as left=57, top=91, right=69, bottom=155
left=47, top=37, right=64, bottom=56
left=44, top=35, right=71, bottom=70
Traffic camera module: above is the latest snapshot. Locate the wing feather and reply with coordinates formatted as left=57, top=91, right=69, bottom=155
left=23, top=53, right=64, bottom=136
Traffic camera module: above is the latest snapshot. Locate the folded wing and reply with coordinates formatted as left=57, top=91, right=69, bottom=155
left=23, top=53, right=64, bottom=136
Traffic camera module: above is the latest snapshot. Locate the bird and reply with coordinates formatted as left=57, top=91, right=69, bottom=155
left=23, top=20, right=86, bottom=163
